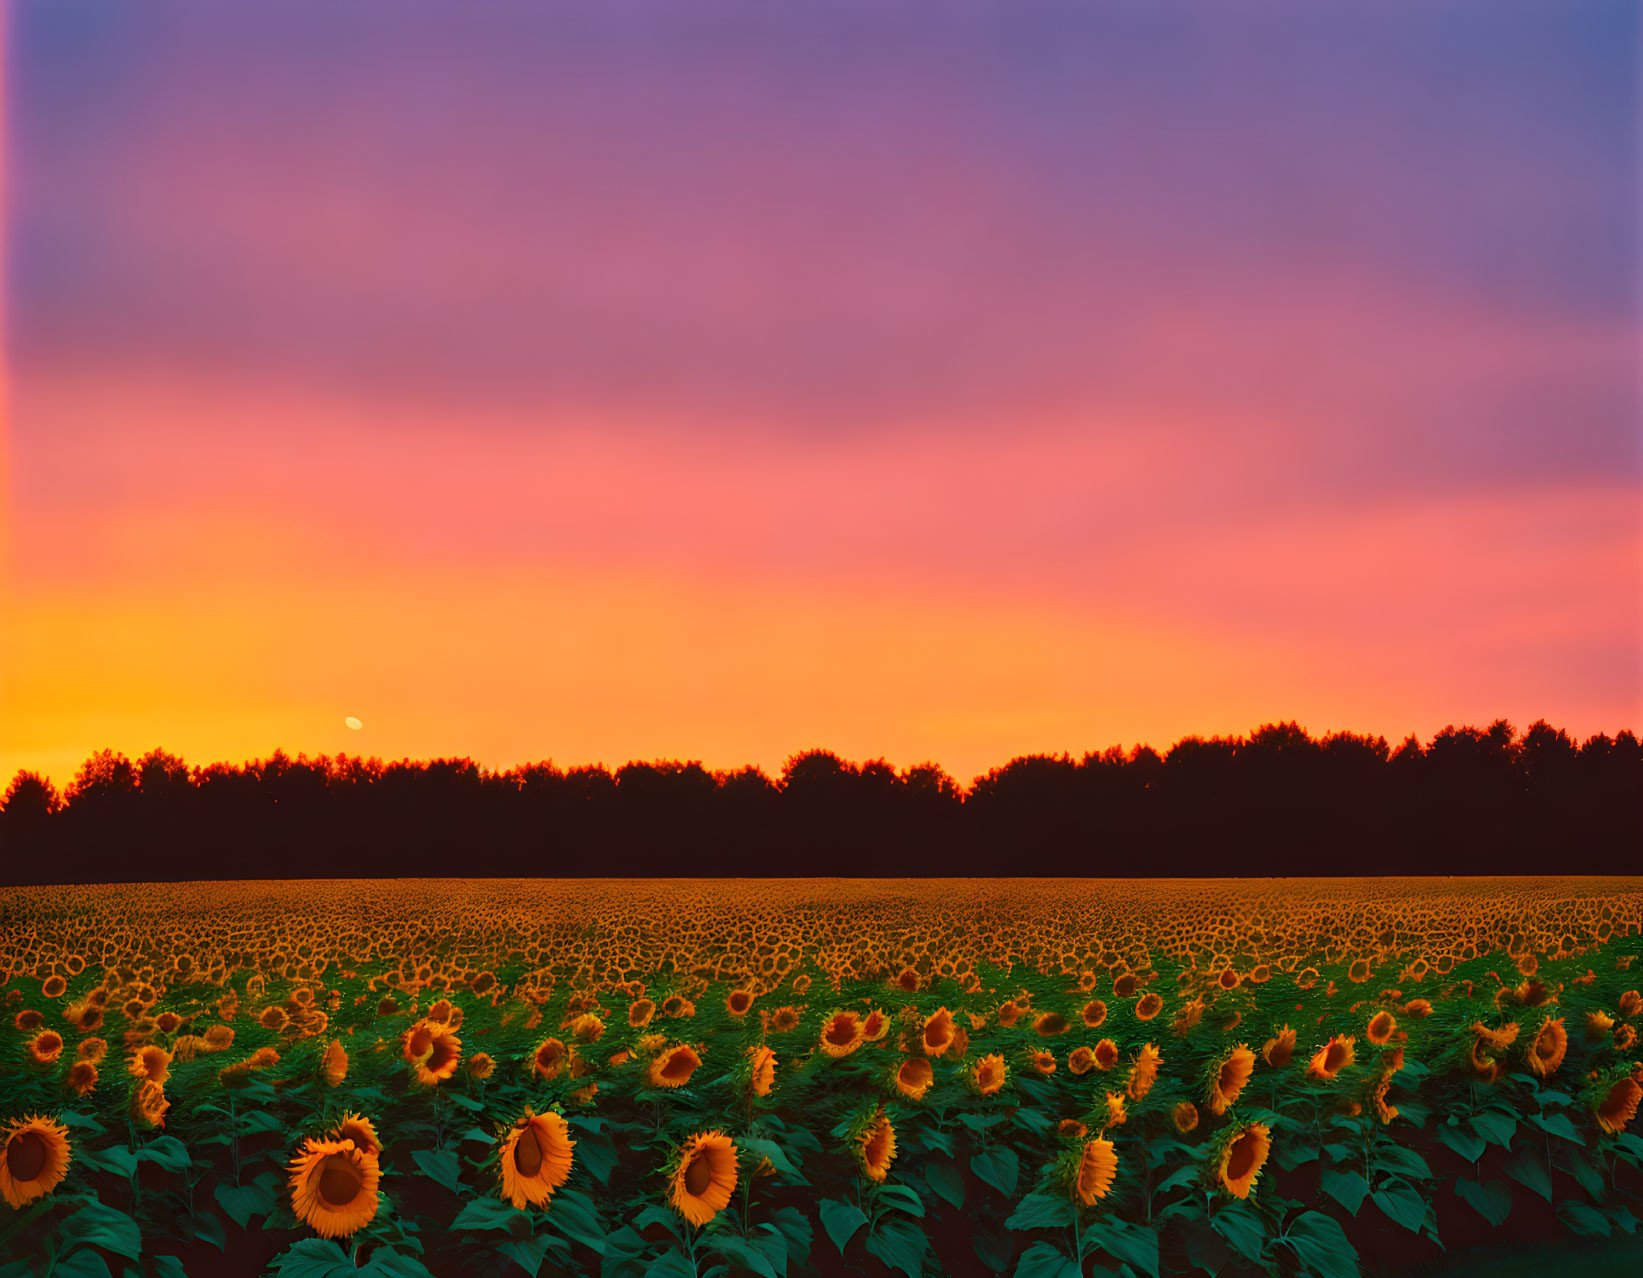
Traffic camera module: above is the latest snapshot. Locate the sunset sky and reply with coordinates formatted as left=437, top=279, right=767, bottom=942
left=2, top=0, right=1639, bottom=790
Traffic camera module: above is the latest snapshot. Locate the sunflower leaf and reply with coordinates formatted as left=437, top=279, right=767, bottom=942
left=1010, top=1191, right=1079, bottom=1233
left=452, top=1197, right=521, bottom=1231
left=496, top=1235, right=558, bottom=1278
left=360, top=1249, right=436, bottom=1278
left=1374, top=1145, right=1431, bottom=1181
left=1503, top=1150, right=1552, bottom=1201
left=192, top=1209, right=227, bottom=1253
left=1282, top=1211, right=1360, bottom=1278
left=1437, top=1125, right=1487, bottom=1164
left=1370, top=1178, right=1427, bottom=1233
left=410, top=1149, right=462, bottom=1194
left=863, top=1217, right=928, bottom=1278
left=1013, top=1241, right=1081, bottom=1278
left=971, top=1147, right=1020, bottom=1198
left=137, top=1136, right=194, bottom=1172
left=1559, top=1201, right=1612, bottom=1237
left=542, top=1188, right=605, bottom=1255
left=268, top=1239, right=356, bottom=1278
left=875, top=1183, right=925, bottom=1219
left=707, top=1235, right=778, bottom=1278
left=56, top=1112, right=105, bottom=1134
left=214, top=1176, right=279, bottom=1228
left=1527, top=1111, right=1583, bottom=1144
left=1454, top=1178, right=1512, bottom=1227
left=1084, top=1217, right=1160, bottom=1278
left=737, top=1137, right=797, bottom=1177
left=819, top=1199, right=868, bottom=1256
left=923, top=1158, right=965, bottom=1209
left=51, top=1253, right=112, bottom=1278
left=766, top=1206, right=813, bottom=1266
left=1209, top=1202, right=1268, bottom=1264
left=1319, top=1168, right=1369, bottom=1216
left=58, top=1202, right=142, bottom=1262
left=1470, top=1112, right=1516, bottom=1150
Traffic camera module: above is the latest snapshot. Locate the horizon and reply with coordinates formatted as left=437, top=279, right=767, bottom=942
left=3, top=0, right=1640, bottom=795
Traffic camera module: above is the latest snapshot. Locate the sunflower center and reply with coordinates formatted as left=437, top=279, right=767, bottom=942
left=514, top=1125, right=545, bottom=1178
left=1324, top=1043, right=1348, bottom=1072
left=661, top=1053, right=693, bottom=1082
left=427, top=1038, right=456, bottom=1071
left=1226, top=1135, right=1258, bottom=1181
left=317, top=1153, right=363, bottom=1206
left=6, top=1132, right=47, bottom=1182
left=408, top=1028, right=433, bottom=1058
left=684, top=1151, right=713, bottom=1196
left=825, top=1019, right=857, bottom=1046
left=864, top=1125, right=890, bottom=1167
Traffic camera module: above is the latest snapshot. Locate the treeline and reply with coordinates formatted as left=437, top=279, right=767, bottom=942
left=0, top=720, right=1637, bottom=884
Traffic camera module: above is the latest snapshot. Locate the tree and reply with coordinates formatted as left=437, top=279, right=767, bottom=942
left=2, top=770, right=61, bottom=817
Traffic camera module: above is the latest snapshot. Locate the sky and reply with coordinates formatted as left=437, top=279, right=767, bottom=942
left=2, top=0, right=1639, bottom=790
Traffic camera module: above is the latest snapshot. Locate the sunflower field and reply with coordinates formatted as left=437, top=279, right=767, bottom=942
left=1, top=878, right=1642, bottom=1278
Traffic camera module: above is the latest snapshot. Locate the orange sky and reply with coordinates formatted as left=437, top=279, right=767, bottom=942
left=2, top=2, right=1639, bottom=790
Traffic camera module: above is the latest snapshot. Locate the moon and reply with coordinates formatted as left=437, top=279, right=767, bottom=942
left=344, top=716, right=363, bottom=730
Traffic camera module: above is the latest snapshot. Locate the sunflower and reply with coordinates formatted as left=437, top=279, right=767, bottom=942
left=409, top=1026, right=462, bottom=1086
left=950, top=1027, right=970, bottom=1059
left=820, top=1011, right=865, bottom=1058
left=1207, top=1045, right=1256, bottom=1117
left=1081, top=1000, right=1108, bottom=1029
left=1093, top=1039, right=1120, bottom=1071
left=41, top=976, right=67, bottom=1000
left=1366, top=1011, right=1396, bottom=1046
left=1215, top=1121, right=1271, bottom=1200
left=1127, top=1044, right=1162, bottom=1102
left=725, top=991, right=754, bottom=1018
left=1058, top=1119, right=1087, bottom=1140
left=333, top=1113, right=382, bottom=1158
left=1262, top=1025, right=1296, bottom=1067
left=1370, top=1069, right=1399, bottom=1125
left=1586, top=1011, right=1615, bottom=1041
left=1112, top=974, right=1138, bottom=998
left=853, top=1109, right=897, bottom=1183
left=970, top=1053, right=1008, bottom=1096
left=1067, top=1046, right=1096, bottom=1076
left=746, top=1045, right=776, bottom=1098
left=204, top=1025, right=235, bottom=1051
left=532, top=1037, right=568, bottom=1081
left=131, top=1080, right=170, bottom=1130
left=498, top=1108, right=576, bottom=1209
left=570, top=1014, right=605, bottom=1044
left=155, top=1012, right=182, bottom=1034
left=468, top=1052, right=495, bottom=1080
left=1595, top=1075, right=1642, bottom=1135
left=765, top=1006, right=803, bottom=1034
left=289, top=1136, right=380, bottom=1237
left=1619, top=989, right=1642, bottom=1019
left=1172, top=1102, right=1199, bottom=1134
left=1072, top=1138, right=1118, bottom=1205
left=668, top=1131, right=738, bottom=1226
left=321, top=1039, right=348, bottom=1087
left=921, top=1008, right=955, bottom=1056
left=997, top=1000, right=1025, bottom=1028
left=0, top=1116, right=71, bottom=1209
left=13, top=1011, right=42, bottom=1032
left=1135, top=993, right=1163, bottom=1021
left=25, top=1032, right=63, bottom=1067
left=861, top=1009, right=889, bottom=1042
left=1100, top=1090, right=1128, bottom=1132
left=1034, top=1012, right=1070, bottom=1037
left=894, top=1057, right=933, bottom=1101
left=1527, top=1017, right=1567, bottom=1078
left=1306, top=1035, right=1355, bottom=1082
left=648, top=1045, right=702, bottom=1089
left=65, top=1061, right=99, bottom=1098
